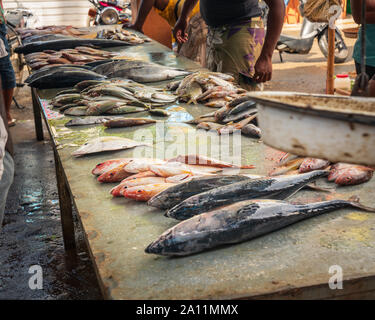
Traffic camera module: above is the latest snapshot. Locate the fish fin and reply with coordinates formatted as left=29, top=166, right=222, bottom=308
left=304, top=183, right=335, bottom=193
left=348, top=196, right=375, bottom=212
left=240, top=165, right=256, bottom=169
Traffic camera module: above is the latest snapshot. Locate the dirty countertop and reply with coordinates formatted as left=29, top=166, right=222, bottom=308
left=34, top=34, right=375, bottom=299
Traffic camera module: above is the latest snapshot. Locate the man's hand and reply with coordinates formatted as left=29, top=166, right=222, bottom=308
left=122, top=22, right=143, bottom=33
left=173, top=17, right=188, bottom=43
left=253, top=54, right=272, bottom=83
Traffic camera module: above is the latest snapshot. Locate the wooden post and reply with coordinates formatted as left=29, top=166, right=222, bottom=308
left=326, top=26, right=336, bottom=94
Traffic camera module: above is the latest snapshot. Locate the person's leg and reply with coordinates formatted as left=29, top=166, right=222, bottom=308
left=0, top=151, right=15, bottom=231
left=205, top=18, right=265, bottom=91
left=355, top=61, right=375, bottom=80
left=3, top=88, right=14, bottom=124
left=365, top=65, right=375, bottom=80
left=0, top=25, right=17, bottom=126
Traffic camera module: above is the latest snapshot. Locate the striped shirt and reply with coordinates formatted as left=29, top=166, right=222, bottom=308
left=0, top=116, right=8, bottom=180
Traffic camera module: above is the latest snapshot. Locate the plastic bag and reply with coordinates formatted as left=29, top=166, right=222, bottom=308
left=303, top=0, right=342, bottom=23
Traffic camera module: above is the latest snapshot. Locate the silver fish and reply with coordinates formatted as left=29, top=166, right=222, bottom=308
left=146, top=198, right=375, bottom=256
left=166, top=170, right=329, bottom=220
left=72, top=136, right=150, bottom=157
left=148, top=175, right=251, bottom=210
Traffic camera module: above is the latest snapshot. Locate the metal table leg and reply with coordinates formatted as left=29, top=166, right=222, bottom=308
left=31, top=88, right=44, bottom=141
left=54, top=149, right=76, bottom=253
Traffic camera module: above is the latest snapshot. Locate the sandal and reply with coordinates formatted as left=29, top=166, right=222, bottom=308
left=8, top=119, right=16, bottom=127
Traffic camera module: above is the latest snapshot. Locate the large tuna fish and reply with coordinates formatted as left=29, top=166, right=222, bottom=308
left=146, top=198, right=375, bottom=256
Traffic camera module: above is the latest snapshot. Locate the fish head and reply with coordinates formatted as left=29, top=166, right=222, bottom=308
left=97, top=164, right=126, bottom=183
left=145, top=229, right=174, bottom=255
left=122, top=184, right=157, bottom=201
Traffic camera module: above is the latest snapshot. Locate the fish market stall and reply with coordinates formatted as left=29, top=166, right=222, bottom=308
left=24, top=27, right=375, bottom=299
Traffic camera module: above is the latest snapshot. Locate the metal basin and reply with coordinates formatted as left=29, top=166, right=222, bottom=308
left=248, top=92, right=375, bottom=166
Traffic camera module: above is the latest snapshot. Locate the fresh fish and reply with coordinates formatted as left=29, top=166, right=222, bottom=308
left=214, top=106, right=230, bottom=123
left=103, top=118, right=157, bottom=128
left=124, top=158, right=167, bottom=174
left=64, top=106, right=88, bottom=116
left=299, top=158, right=330, bottom=173
left=72, top=136, right=149, bottom=157
left=26, top=66, right=92, bottom=84
left=111, top=176, right=169, bottom=196
left=241, top=123, right=261, bottom=138
left=186, top=117, right=217, bottom=125
left=167, top=80, right=181, bottom=91
left=205, top=99, right=228, bottom=108
left=105, top=105, right=146, bottom=115
left=146, top=198, right=375, bottom=256
left=121, top=171, right=157, bottom=181
left=22, top=34, right=74, bottom=44
left=15, top=38, right=131, bottom=55
left=74, top=80, right=111, bottom=91
left=28, top=70, right=106, bottom=89
left=85, top=101, right=121, bottom=116
left=327, top=163, right=351, bottom=181
left=227, top=100, right=256, bottom=116
left=149, top=109, right=170, bottom=117
left=196, top=122, right=223, bottom=131
left=150, top=92, right=177, bottom=104
left=51, top=94, right=82, bottom=107
left=122, top=183, right=176, bottom=201
left=97, top=163, right=133, bottom=183
left=180, top=81, right=203, bottom=104
left=65, top=117, right=114, bottom=127
left=166, top=170, right=328, bottom=220
left=167, top=154, right=255, bottom=169
left=150, top=162, right=221, bottom=178
left=222, top=108, right=257, bottom=123
left=92, top=158, right=132, bottom=176
left=227, top=95, right=253, bottom=108
left=120, top=176, right=167, bottom=189
left=165, top=174, right=193, bottom=183
left=217, top=116, right=256, bottom=135
left=106, top=65, right=190, bottom=83
left=92, top=60, right=150, bottom=75
left=278, top=153, right=300, bottom=166
left=55, top=88, right=81, bottom=96
left=148, top=175, right=251, bottom=210
left=269, top=157, right=305, bottom=176
left=328, top=163, right=374, bottom=186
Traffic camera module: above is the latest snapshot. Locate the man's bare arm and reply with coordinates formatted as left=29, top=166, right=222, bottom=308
left=351, top=0, right=375, bottom=24
left=124, top=0, right=155, bottom=32
left=254, top=0, right=285, bottom=83
left=173, top=0, right=198, bottom=43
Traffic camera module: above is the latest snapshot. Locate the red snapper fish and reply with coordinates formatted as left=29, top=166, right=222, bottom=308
left=92, top=158, right=131, bottom=176
left=298, top=158, right=330, bottom=173
left=122, top=183, right=176, bottom=201
left=329, top=163, right=374, bottom=186
left=97, top=163, right=133, bottom=183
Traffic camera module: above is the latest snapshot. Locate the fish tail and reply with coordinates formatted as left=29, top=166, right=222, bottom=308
left=348, top=196, right=375, bottom=213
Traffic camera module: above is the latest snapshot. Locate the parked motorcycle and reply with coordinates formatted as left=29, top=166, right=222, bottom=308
left=87, top=0, right=131, bottom=26
left=260, top=0, right=349, bottom=64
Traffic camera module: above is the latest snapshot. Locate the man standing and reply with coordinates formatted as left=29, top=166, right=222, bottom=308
left=351, top=0, right=375, bottom=80
left=0, top=1, right=17, bottom=126
left=0, top=81, right=14, bottom=231
left=173, top=0, right=285, bottom=90
left=125, top=0, right=207, bottom=66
